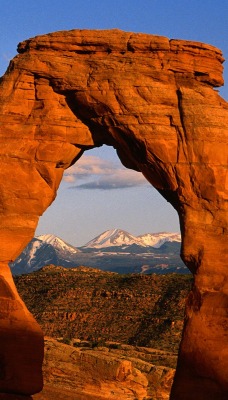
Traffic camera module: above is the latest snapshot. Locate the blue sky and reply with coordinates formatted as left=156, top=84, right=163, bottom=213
left=1, top=1, right=227, bottom=246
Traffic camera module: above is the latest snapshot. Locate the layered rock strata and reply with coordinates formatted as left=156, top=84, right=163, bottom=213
left=0, top=29, right=227, bottom=399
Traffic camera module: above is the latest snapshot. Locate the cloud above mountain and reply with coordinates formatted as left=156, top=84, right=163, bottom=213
left=64, top=155, right=148, bottom=190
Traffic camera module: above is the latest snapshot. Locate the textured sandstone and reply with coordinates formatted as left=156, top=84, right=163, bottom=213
left=0, top=29, right=227, bottom=398
left=33, top=337, right=174, bottom=400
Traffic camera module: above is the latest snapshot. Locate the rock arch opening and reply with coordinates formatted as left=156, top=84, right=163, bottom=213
left=0, top=29, right=227, bottom=399
left=35, top=145, right=181, bottom=247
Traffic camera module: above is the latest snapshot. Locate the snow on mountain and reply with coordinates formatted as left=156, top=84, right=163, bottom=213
left=37, top=234, right=79, bottom=254
left=82, top=229, right=181, bottom=249
left=10, top=238, right=58, bottom=274
left=10, top=234, right=80, bottom=275
left=10, top=230, right=184, bottom=276
left=82, top=229, right=146, bottom=249
left=25, top=238, right=44, bottom=263
left=138, top=232, right=181, bottom=248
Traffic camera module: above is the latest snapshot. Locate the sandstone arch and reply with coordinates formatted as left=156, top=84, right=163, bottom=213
left=0, top=29, right=227, bottom=399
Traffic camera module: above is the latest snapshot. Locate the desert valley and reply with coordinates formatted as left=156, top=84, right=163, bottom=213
left=11, top=229, right=190, bottom=399
left=14, top=263, right=192, bottom=399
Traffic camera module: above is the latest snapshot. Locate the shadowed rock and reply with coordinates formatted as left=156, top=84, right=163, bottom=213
left=0, top=29, right=227, bottom=398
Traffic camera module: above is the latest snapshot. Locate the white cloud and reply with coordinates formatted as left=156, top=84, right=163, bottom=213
left=63, top=155, right=148, bottom=190
left=64, top=155, right=115, bottom=179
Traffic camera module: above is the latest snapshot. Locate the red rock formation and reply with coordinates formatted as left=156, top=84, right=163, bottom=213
left=33, top=337, right=174, bottom=400
left=0, top=29, right=227, bottom=398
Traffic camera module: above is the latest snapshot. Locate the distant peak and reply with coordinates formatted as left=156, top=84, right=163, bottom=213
left=36, top=234, right=79, bottom=253
left=83, top=228, right=143, bottom=248
left=37, top=234, right=57, bottom=242
left=82, top=229, right=181, bottom=249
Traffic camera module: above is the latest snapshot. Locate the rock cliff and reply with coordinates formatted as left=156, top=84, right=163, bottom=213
left=0, top=29, right=227, bottom=399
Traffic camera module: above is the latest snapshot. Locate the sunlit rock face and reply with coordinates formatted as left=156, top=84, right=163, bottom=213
left=0, top=29, right=227, bottom=398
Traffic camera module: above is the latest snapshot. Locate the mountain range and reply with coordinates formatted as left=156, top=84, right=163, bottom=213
left=83, top=228, right=181, bottom=249
left=10, top=229, right=188, bottom=275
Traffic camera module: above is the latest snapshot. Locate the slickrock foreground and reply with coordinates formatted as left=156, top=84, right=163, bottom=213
left=33, top=337, right=175, bottom=400
left=0, top=29, right=227, bottom=399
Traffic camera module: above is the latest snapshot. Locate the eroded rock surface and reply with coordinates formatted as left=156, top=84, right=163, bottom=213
left=33, top=337, right=174, bottom=400
left=0, top=29, right=227, bottom=398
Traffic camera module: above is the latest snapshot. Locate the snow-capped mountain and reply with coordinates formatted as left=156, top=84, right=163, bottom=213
left=83, top=229, right=181, bottom=249
left=10, top=235, right=80, bottom=275
left=138, top=232, right=181, bottom=248
left=10, top=229, right=186, bottom=276
left=37, top=234, right=79, bottom=254
left=83, top=229, right=147, bottom=249
left=10, top=238, right=57, bottom=274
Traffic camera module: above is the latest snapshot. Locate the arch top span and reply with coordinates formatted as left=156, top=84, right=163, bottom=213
left=17, top=28, right=224, bottom=86
left=0, top=29, right=227, bottom=398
